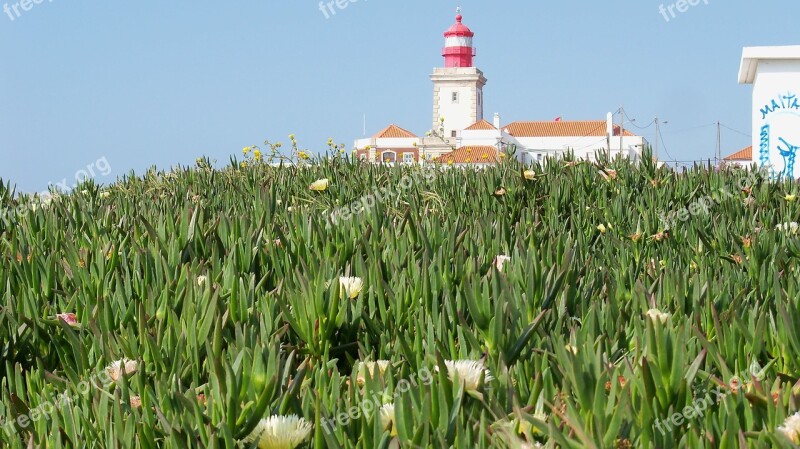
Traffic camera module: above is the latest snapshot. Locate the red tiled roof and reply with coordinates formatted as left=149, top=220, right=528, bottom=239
left=434, top=145, right=499, bottom=164
left=373, top=124, right=417, bottom=139
left=723, top=146, right=752, bottom=161
left=504, top=120, right=637, bottom=137
left=465, top=120, right=496, bottom=130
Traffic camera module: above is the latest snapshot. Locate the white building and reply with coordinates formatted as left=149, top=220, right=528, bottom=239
left=354, top=10, right=647, bottom=165
left=737, top=46, right=800, bottom=179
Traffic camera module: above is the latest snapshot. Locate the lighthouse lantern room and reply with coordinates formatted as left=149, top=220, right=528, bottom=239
left=443, top=9, right=476, bottom=68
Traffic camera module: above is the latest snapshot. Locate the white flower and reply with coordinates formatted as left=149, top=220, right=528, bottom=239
left=356, top=360, right=391, bottom=385
left=778, top=412, right=800, bottom=444
left=379, top=404, right=397, bottom=436
left=645, top=308, right=670, bottom=324
left=776, top=222, right=800, bottom=235
left=339, top=276, right=364, bottom=299
left=106, top=358, right=138, bottom=382
left=243, top=415, right=313, bottom=449
left=494, top=255, right=511, bottom=272
left=309, top=178, right=330, bottom=192
left=99, top=191, right=111, bottom=199
left=197, top=275, right=208, bottom=286
left=440, top=360, right=493, bottom=393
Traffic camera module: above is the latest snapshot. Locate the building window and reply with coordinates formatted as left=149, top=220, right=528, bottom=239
left=452, top=92, right=459, bottom=104
left=451, top=130, right=457, bottom=138
left=382, top=151, right=396, bottom=163
left=403, top=153, right=414, bottom=164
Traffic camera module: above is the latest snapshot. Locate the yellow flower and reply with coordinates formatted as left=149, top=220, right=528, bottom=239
left=240, top=162, right=248, bottom=169
left=327, top=138, right=333, bottom=145
left=289, top=134, right=295, bottom=140
left=481, top=153, right=489, bottom=160
left=297, top=151, right=310, bottom=160
left=254, top=150, right=262, bottom=161
left=523, top=170, right=536, bottom=180
left=448, top=159, right=454, bottom=165
left=498, top=153, right=506, bottom=159
left=786, top=194, right=797, bottom=202
left=309, top=178, right=329, bottom=192
left=597, top=224, right=608, bottom=234
left=440, top=116, right=445, bottom=123
left=243, top=147, right=251, bottom=155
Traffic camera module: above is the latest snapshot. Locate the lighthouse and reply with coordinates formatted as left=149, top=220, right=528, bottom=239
left=431, top=8, right=487, bottom=139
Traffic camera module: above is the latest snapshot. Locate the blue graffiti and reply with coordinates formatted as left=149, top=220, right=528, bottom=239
left=759, top=124, right=770, bottom=168
left=777, top=137, right=799, bottom=179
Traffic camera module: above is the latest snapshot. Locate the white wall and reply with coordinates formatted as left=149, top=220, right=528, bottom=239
left=431, top=68, right=486, bottom=138
left=750, top=60, right=800, bottom=179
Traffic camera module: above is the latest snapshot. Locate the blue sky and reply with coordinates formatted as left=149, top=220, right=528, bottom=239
left=1, top=0, right=797, bottom=193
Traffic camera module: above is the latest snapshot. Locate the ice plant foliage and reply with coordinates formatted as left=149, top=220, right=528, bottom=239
left=3, top=145, right=800, bottom=447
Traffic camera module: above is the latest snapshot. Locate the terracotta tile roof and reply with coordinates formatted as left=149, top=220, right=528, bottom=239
left=723, top=146, right=752, bottom=161
left=465, top=120, right=496, bottom=130
left=434, top=145, right=499, bottom=164
left=373, top=124, right=417, bottom=139
left=504, top=120, right=637, bottom=137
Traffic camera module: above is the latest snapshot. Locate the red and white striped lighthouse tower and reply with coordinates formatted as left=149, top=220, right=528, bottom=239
left=431, top=8, right=487, bottom=139
left=443, top=8, right=476, bottom=68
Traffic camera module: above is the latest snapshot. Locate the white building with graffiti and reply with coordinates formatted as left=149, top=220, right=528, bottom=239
left=739, top=46, right=800, bottom=179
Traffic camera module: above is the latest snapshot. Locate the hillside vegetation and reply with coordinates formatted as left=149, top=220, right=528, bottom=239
left=1, top=151, right=800, bottom=448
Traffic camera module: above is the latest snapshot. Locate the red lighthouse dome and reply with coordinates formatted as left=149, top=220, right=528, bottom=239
left=443, top=8, right=476, bottom=68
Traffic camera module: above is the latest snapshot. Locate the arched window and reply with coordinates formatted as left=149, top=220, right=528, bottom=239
left=382, top=151, right=396, bottom=163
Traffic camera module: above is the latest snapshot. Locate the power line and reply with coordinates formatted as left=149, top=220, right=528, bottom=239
left=719, top=123, right=751, bottom=138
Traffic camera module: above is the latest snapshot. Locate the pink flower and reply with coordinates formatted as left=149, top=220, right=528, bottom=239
left=56, top=313, right=79, bottom=327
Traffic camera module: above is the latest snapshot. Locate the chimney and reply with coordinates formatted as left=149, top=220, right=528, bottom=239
left=606, top=112, right=614, bottom=138
left=493, top=112, right=501, bottom=129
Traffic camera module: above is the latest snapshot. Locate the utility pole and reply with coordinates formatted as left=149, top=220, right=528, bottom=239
left=619, top=106, right=625, bottom=156
left=716, top=121, right=722, bottom=163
